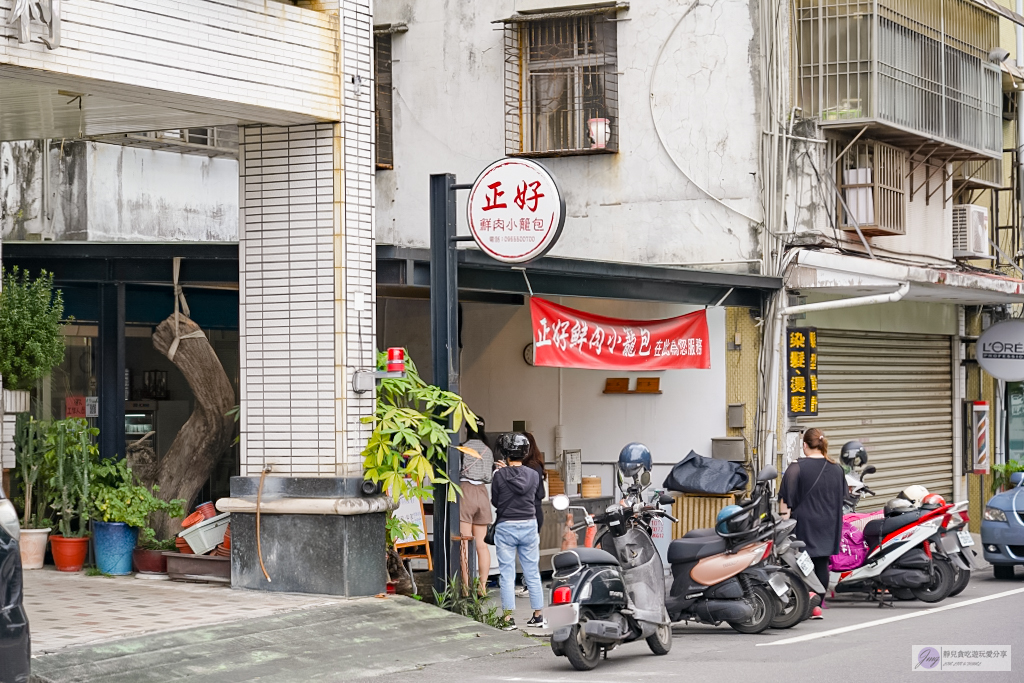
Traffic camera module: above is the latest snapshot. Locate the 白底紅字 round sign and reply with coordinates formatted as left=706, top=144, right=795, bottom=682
left=467, top=158, right=565, bottom=264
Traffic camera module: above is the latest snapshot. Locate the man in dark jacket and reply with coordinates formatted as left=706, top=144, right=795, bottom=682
left=491, top=433, right=545, bottom=629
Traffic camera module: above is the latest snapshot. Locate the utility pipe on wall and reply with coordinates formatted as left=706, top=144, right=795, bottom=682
left=763, top=281, right=912, bottom=469
left=1018, top=0, right=1024, bottom=238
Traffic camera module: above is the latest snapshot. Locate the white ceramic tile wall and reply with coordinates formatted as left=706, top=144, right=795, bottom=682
left=0, top=0, right=340, bottom=124
left=239, top=0, right=375, bottom=477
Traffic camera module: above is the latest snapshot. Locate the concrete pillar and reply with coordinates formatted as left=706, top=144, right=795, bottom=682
left=230, top=0, right=379, bottom=595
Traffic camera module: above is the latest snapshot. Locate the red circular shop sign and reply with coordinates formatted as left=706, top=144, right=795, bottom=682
left=467, top=158, right=566, bottom=264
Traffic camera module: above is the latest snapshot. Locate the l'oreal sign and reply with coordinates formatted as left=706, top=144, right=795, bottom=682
left=977, top=319, right=1024, bottom=381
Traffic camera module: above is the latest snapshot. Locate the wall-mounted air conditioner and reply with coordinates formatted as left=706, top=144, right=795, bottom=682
left=952, top=205, right=990, bottom=259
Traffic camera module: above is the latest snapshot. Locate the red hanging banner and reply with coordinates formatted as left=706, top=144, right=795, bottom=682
left=529, top=298, right=711, bottom=370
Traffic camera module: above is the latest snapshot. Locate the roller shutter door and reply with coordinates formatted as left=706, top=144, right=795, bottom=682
left=795, top=330, right=954, bottom=510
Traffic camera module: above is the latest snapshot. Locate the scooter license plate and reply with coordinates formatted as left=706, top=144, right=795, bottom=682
left=544, top=603, right=579, bottom=629
left=796, top=551, right=814, bottom=577
left=958, top=530, right=975, bottom=547
left=768, top=572, right=789, bottom=598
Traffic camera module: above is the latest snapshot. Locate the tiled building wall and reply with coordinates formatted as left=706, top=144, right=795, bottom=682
left=0, top=0, right=340, bottom=124
left=340, top=0, right=376, bottom=474
left=238, top=0, right=375, bottom=478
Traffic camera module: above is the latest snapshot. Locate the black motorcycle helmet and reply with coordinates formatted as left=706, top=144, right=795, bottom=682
left=497, top=432, right=530, bottom=461
left=617, top=442, right=653, bottom=478
left=840, top=440, right=868, bottom=469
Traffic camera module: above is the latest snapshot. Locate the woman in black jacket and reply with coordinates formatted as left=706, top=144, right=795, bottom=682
left=778, top=428, right=845, bottom=619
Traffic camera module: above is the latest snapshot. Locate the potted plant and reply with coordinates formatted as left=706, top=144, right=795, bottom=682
left=362, top=350, right=476, bottom=596
left=133, top=528, right=178, bottom=574
left=15, top=414, right=52, bottom=569
left=46, top=418, right=98, bottom=572
left=0, top=267, right=66, bottom=411
left=90, top=457, right=184, bottom=575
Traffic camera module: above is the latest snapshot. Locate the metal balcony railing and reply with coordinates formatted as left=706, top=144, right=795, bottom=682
left=794, top=0, right=1002, bottom=160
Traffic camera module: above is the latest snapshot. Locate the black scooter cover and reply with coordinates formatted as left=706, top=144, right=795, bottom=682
left=664, top=451, right=749, bottom=495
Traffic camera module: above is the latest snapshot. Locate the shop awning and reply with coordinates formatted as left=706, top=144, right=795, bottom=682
left=787, top=249, right=1024, bottom=305
left=377, top=246, right=781, bottom=308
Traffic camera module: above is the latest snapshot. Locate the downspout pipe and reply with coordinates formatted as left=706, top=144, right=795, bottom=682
left=763, top=281, right=912, bottom=469
left=1018, top=0, right=1024, bottom=241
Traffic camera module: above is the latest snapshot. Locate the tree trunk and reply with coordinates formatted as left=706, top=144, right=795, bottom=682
left=150, top=314, right=236, bottom=538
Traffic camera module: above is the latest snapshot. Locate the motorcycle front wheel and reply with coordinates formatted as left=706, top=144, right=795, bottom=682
left=563, top=611, right=602, bottom=671
left=769, top=571, right=811, bottom=629
left=646, top=622, right=672, bottom=655
left=911, top=558, right=954, bottom=603
left=728, top=585, right=776, bottom=634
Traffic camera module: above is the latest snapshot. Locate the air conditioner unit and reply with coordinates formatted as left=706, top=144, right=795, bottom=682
left=952, top=205, right=991, bottom=259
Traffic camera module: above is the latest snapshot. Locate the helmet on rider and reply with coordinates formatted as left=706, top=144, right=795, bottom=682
left=840, top=440, right=868, bottom=469
left=617, top=442, right=653, bottom=478
left=898, top=484, right=930, bottom=507
left=716, top=504, right=748, bottom=535
left=497, top=432, right=531, bottom=461
left=884, top=497, right=915, bottom=516
left=921, top=493, right=946, bottom=508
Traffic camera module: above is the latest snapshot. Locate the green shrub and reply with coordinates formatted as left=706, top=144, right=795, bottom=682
left=91, top=457, right=185, bottom=529
left=0, top=267, right=66, bottom=391
left=991, top=460, right=1024, bottom=494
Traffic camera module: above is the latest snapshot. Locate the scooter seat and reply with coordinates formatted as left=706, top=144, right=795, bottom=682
left=668, top=535, right=727, bottom=564
left=552, top=547, right=620, bottom=570
left=683, top=528, right=718, bottom=538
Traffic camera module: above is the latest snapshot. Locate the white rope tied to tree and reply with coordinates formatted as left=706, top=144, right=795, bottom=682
left=167, top=257, right=205, bottom=361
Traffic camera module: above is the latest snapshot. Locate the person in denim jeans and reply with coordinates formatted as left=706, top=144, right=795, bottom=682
left=491, top=433, right=544, bottom=630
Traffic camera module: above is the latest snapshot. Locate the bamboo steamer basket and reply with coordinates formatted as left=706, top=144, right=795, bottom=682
left=581, top=476, right=602, bottom=498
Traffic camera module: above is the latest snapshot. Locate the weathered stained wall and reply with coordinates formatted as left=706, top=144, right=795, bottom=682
left=374, top=0, right=763, bottom=270
left=0, top=140, right=237, bottom=242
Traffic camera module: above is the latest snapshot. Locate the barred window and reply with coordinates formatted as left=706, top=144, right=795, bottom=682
left=375, top=33, right=394, bottom=169
left=504, top=12, right=618, bottom=156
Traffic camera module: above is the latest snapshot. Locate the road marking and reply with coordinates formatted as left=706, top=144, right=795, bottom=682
left=757, top=587, right=1024, bottom=647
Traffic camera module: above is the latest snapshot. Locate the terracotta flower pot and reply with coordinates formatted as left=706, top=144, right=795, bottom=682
left=50, top=535, right=90, bottom=572
left=196, top=502, right=217, bottom=520
left=19, top=528, right=50, bottom=569
left=132, top=547, right=168, bottom=574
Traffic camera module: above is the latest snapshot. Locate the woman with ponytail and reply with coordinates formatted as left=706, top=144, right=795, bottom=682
left=778, top=428, right=845, bottom=619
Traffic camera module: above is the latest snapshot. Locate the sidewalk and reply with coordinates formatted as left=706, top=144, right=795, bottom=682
left=26, top=570, right=542, bottom=683
left=24, top=568, right=340, bottom=654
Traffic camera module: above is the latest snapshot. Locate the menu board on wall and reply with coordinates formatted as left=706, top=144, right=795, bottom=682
left=787, top=327, right=818, bottom=417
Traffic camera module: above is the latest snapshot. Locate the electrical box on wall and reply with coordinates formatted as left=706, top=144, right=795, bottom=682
left=727, top=403, right=745, bottom=429
left=964, top=401, right=990, bottom=475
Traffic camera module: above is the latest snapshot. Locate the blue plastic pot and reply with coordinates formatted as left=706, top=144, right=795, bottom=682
left=93, top=522, right=140, bottom=575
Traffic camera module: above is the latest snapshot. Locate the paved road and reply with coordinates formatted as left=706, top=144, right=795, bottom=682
left=372, top=569, right=1024, bottom=683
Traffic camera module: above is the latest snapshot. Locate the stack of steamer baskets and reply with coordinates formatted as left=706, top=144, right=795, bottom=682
left=178, top=502, right=231, bottom=556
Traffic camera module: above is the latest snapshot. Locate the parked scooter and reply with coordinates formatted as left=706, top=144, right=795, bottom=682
left=663, top=465, right=780, bottom=634
left=765, top=516, right=825, bottom=628
left=545, top=443, right=675, bottom=671
left=832, top=497, right=958, bottom=603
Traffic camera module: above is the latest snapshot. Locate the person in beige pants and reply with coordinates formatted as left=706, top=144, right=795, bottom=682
left=459, top=418, right=494, bottom=596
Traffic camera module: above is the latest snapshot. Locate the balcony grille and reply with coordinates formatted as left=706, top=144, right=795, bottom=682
left=375, top=33, right=394, bottom=170
left=795, top=0, right=1002, bottom=159
left=503, top=13, right=618, bottom=156
left=835, top=139, right=908, bottom=236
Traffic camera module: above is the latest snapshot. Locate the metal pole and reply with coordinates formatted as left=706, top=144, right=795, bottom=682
left=1017, top=0, right=1024, bottom=255
left=430, top=173, right=461, bottom=595
left=98, top=282, right=125, bottom=461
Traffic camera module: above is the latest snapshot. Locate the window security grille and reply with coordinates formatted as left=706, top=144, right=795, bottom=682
left=375, top=33, right=394, bottom=169
left=835, top=139, right=907, bottom=236
left=503, top=13, right=618, bottom=156
left=794, top=0, right=1001, bottom=159
left=91, top=127, right=239, bottom=157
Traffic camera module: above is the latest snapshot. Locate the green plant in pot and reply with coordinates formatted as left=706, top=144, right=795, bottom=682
left=0, top=267, right=66, bottom=410
left=362, top=350, right=476, bottom=598
left=15, top=414, right=53, bottom=569
left=46, top=418, right=99, bottom=572
left=91, top=458, right=185, bottom=576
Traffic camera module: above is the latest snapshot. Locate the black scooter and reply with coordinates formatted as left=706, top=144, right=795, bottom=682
left=545, top=471, right=676, bottom=671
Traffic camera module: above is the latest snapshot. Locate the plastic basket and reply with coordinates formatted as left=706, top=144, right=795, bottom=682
left=178, top=512, right=230, bottom=555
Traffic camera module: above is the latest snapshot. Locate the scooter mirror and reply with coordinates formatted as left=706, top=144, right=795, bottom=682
left=551, top=494, right=571, bottom=511
left=756, top=465, right=778, bottom=482
left=863, top=465, right=877, bottom=476
left=659, top=493, right=675, bottom=507
left=640, top=471, right=651, bottom=488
